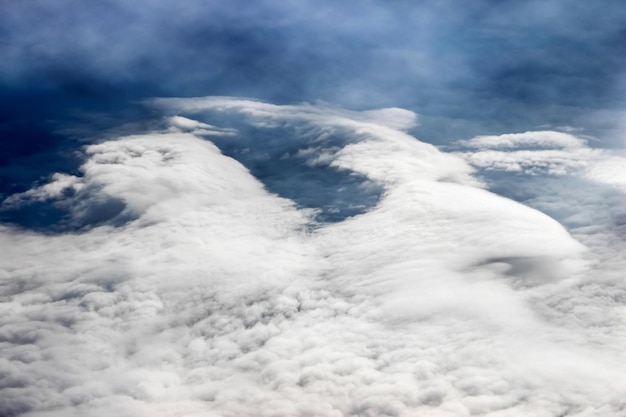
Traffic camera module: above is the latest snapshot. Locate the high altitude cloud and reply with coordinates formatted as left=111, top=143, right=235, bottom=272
left=1, top=98, right=624, bottom=416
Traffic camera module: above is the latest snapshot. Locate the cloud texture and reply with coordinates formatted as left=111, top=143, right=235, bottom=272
left=1, top=98, right=624, bottom=416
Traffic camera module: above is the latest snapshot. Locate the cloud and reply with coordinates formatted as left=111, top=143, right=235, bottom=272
left=454, top=130, right=626, bottom=363
left=453, top=131, right=626, bottom=252
left=585, top=155, right=626, bottom=190
left=1, top=98, right=624, bottom=416
left=454, top=131, right=626, bottom=202
left=458, top=131, right=587, bottom=150
left=454, top=130, right=624, bottom=176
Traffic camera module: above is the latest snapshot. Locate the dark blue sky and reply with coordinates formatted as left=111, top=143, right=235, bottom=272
left=1, top=0, right=626, bottom=200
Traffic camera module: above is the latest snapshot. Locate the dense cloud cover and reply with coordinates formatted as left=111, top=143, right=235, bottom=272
left=1, top=98, right=624, bottom=416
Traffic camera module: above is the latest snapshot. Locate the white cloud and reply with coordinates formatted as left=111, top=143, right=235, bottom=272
left=459, top=131, right=587, bottom=150
left=585, top=155, right=626, bottom=190
left=454, top=131, right=619, bottom=176
left=456, top=130, right=626, bottom=180
left=1, top=99, right=625, bottom=416
left=167, top=116, right=237, bottom=137
left=454, top=129, right=626, bottom=369
left=453, top=131, right=626, bottom=246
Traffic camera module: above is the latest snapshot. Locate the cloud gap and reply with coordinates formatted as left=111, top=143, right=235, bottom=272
left=1, top=175, right=138, bottom=233
left=163, top=109, right=385, bottom=224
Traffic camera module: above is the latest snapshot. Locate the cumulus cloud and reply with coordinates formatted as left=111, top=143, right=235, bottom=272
left=1, top=99, right=625, bottom=416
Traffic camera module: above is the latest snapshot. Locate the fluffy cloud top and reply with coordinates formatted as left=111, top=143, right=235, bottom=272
left=1, top=99, right=624, bottom=416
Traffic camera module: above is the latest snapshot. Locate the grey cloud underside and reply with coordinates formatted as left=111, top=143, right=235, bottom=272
left=1, top=99, right=625, bottom=417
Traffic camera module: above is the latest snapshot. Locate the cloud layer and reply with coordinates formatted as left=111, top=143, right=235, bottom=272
left=1, top=98, right=624, bottom=416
